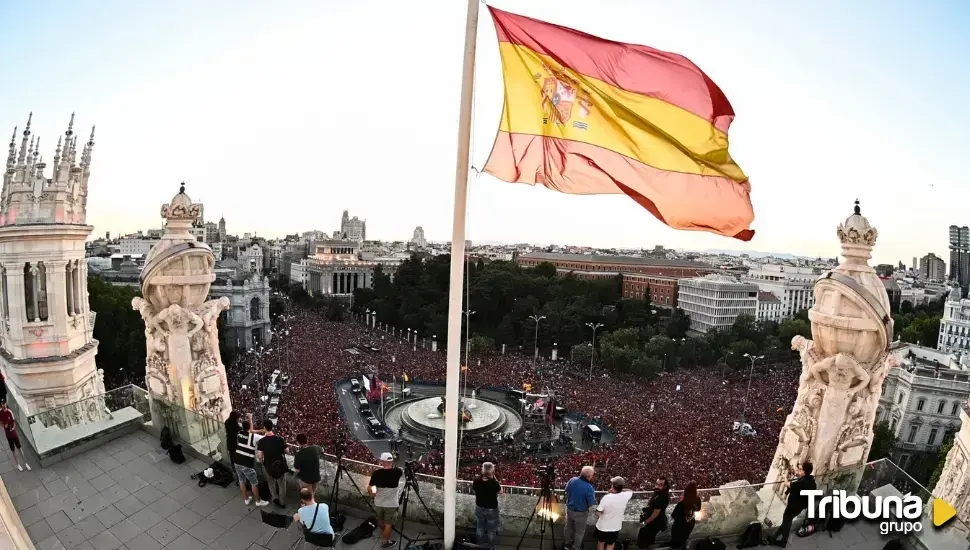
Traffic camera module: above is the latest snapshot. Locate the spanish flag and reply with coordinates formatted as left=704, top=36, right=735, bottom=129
left=485, top=8, right=754, bottom=241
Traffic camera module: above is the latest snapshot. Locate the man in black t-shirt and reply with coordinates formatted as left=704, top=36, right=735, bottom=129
left=256, top=419, right=288, bottom=507
left=293, top=433, right=322, bottom=497
left=472, top=462, right=502, bottom=549
left=369, top=453, right=404, bottom=549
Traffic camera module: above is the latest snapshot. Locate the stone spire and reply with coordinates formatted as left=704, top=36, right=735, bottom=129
left=0, top=113, right=94, bottom=226
left=5, top=126, right=16, bottom=169
left=765, top=200, right=894, bottom=496
left=136, top=182, right=231, bottom=426
left=16, top=113, right=31, bottom=166
left=80, top=126, right=95, bottom=168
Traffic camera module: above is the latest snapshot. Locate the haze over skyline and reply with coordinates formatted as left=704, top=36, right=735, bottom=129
left=1, top=0, right=967, bottom=266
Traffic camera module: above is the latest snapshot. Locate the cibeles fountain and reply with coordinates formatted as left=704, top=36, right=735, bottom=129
left=133, top=184, right=232, bottom=443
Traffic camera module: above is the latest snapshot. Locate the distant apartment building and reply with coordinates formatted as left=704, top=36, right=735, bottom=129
left=518, top=252, right=715, bottom=310
left=920, top=253, right=947, bottom=281
left=878, top=343, right=970, bottom=469
left=950, top=225, right=970, bottom=289
left=621, top=273, right=679, bottom=308
left=119, top=237, right=159, bottom=256
left=883, top=278, right=902, bottom=313
left=743, top=264, right=817, bottom=319
left=756, top=291, right=783, bottom=323
left=517, top=252, right=714, bottom=279
left=677, top=274, right=758, bottom=334
left=939, top=284, right=970, bottom=353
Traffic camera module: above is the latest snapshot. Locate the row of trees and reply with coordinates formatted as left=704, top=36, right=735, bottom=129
left=345, top=256, right=814, bottom=379
left=87, top=277, right=147, bottom=388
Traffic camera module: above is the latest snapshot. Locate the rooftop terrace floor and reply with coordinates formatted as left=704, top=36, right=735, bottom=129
left=2, top=430, right=896, bottom=550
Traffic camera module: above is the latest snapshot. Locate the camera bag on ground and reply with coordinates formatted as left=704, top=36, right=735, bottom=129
left=882, top=540, right=903, bottom=550
left=208, top=461, right=233, bottom=487
left=160, top=426, right=173, bottom=450
left=330, top=509, right=346, bottom=531
left=825, top=515, right=846, bottom=535
left=340, top=516, right=378, bottom=545
left=738, top=522, right=762, bottom=547
left=168, top=444, right=186, bottom=464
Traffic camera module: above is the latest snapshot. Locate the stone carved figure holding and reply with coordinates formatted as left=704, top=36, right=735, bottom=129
left=198, top=297, right=230, bottom=365
left=154, top=304, right=204, bottom=365
left=792, top=336, right=823, bottom=382
left=807, top=353, right=870, bottom=394
left=132, top=297, right=173, bottom=398
left=869, top=352, right=897, bottom=393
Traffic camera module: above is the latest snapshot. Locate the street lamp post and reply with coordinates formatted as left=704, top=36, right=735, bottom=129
left=585, top=322, right=603, bottom=381
left=528, top=314, right=546, bottom=368
left=740, top=353, right=764, bottom=424
left=463, top=310, right=476, bottom=377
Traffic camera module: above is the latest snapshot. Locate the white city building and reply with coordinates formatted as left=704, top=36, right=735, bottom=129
left=340, top=210, right=366, bottom=243
left=0, top=113, right=105, bottom=414
left=211, top=260, right=272, bottom=350
left=119, top=237, right=159, bottom=256
left=877, top=343, right=970, bottom=469
left=411, top=226, right=427, bottom=248
left=240, top=243, right=263, bottom=273
left=676, top=274, right=758, bottom=334
left=938, top=283, right=970, bottom=353
left=743, top=263, right=817, bottom=319
left=756, top=291, right=783, bottom=323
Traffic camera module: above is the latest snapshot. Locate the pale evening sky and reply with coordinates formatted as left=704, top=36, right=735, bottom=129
left=1, top=0, right=967, bottom=265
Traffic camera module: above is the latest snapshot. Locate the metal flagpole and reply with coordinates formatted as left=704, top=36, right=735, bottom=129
left=444, top=0, right=480, bottom=546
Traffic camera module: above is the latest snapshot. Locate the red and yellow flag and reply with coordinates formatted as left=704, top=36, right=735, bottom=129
left=485, top=8, right=754, bottom=241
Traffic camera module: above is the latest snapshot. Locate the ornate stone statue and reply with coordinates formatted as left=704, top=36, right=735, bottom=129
left=767, top=201, right=894, bottom=492
left=133, top=184, right=233, bottom=426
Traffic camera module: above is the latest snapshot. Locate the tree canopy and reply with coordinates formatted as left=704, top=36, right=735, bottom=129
left=348, top=255, right=810, bottom=378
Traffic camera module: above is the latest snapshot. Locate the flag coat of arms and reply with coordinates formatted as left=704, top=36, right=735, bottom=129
left=485, top=7, right=755, bottom=240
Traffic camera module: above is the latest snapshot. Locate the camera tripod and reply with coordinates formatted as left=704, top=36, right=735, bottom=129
left=396, top=461, right=443, bottom=550
left=516, top=466, right=558, bottom=550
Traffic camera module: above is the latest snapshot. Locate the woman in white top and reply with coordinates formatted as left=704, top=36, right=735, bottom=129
left=594, top=476, right=634, bottom=550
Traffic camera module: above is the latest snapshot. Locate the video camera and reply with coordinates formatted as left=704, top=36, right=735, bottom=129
left=534, top=463, right=556, bottom=480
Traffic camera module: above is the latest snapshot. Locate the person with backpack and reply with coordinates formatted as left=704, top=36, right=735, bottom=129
left=772, top=462, right=816, bottom=547
left=257, top=419, right=289, bottom=508
left=234, top=418, right=270, bottom=507
left=668, top=482, right=700, bottom=549
left=293, top=433, right=322, bottom=497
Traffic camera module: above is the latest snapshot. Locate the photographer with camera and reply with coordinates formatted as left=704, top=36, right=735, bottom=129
left=472, top=462, right=502, bottom=549
left=369, top=452, right=404, bottom=549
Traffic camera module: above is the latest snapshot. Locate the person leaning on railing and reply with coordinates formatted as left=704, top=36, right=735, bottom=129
left=594, top=476, right=633, bottom=550
left=293, top=433, right=322, bottom=497
left=637, top=477, right=670, bottom=548
left=233, top=416, right=269, bottom=507
left=668, top=481, right=700, bottom=550
left=472, top=462, right=502, bottom=549
left=564, top=465, right=596, bottom=550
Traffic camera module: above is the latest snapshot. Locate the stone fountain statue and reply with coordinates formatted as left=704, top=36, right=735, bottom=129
left=766, top=201, right=895, bottom=492
left=132, top=184, right=232, bottom=430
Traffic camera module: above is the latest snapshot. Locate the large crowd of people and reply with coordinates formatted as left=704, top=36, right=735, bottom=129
left=227, top=304, right=799, bottom=491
